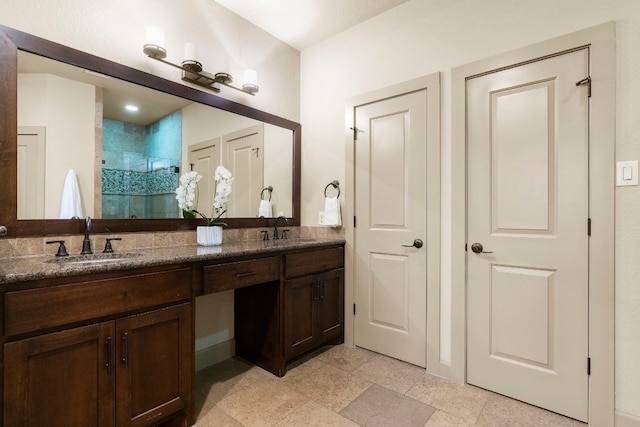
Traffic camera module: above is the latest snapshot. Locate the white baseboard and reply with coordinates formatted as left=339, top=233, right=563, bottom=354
left=616, top=411, right=640, bottom=427
left=426, top=360, right=454, bottom=382
left=195, top=340, right=235, bottom=371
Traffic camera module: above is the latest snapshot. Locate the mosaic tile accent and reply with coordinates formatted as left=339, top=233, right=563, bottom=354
left=101, top=167, right=178, bottom=195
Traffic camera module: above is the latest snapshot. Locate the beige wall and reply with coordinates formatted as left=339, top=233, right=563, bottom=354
left=18, top=73, right=95, bottom=218
left=299, top=0, right=640, bottom=420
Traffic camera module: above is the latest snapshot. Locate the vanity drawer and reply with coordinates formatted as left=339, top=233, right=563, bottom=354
left=285, top=246, right=344, bottom=278
left=4, top=268, right=191, bottom=338
left=203, top=256, right=280, bottom=293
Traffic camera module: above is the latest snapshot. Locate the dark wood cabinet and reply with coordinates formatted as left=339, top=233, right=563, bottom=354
left=4, top=322, right=115, bottom=427
left=116, top=303, right=192, bottom=427
left=228, top=245, right=345, bottom=376
left=316, top=268, right=344, bottom=344
left=4, top=303, right=191, bottom=427
left=284, top=274, right=319, bottom=358
left=3, top=268, right=193, bottom=427
left=284, top=268, right=344, bottom=360
left=283, top=247, right=344, bottom=361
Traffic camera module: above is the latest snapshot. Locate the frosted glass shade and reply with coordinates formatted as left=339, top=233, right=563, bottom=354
left=243, top=69, right=258, bottom=86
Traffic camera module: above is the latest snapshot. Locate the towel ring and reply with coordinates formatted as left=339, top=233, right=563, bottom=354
left=324, top=180, right=340, bottom=198
left=261, top=186, right=273, bottom=201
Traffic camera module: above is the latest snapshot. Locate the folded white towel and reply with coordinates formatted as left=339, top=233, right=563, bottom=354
left=258, top=199, right=272, bottom=218
left=319, top=196, right=341, bottom=227
left=59, top=169, right=84, bottom=219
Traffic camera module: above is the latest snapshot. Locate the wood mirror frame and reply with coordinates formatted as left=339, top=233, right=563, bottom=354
left=0, top=25, right=301, bottom=238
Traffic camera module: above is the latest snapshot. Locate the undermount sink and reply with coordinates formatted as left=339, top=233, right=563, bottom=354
left=46, top=252, right=142, bottom=265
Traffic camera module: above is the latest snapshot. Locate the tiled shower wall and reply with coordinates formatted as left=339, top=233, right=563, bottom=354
left=101, top=111, right=182, bottom=218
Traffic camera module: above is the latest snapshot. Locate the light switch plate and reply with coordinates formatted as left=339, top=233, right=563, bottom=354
left=616, top=160, right=639, bottom=186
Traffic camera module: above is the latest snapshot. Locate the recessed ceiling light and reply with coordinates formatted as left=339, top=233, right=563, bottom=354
left=125, top=104, right=139, bottom=112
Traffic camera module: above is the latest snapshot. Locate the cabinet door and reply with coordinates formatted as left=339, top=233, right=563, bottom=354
left=115, top=303, right=192, bottom=427
left=284, top=275, right=318, bottom=359
left=317, top=268, right=345, bottom=343
left=4, top=322, right=115, bottom=427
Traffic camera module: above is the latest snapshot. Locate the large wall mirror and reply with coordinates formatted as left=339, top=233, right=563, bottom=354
left=0, top=25, right=301, bottom=237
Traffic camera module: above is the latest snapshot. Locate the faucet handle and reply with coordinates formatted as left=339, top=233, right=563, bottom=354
left=281, top=229, right=290, bottom=240
left=46, top=240, right=69, bottom=257
left=261, top=230, right=270, bottom=241
left=103, top=237, right=122, bottom=253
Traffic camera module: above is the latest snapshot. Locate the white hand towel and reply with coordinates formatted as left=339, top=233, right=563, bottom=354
left=258, top=199, right=272, bottom=218
left=59, top=169, right=83, bottom=219
left=319, top=196, right=341, bottom=227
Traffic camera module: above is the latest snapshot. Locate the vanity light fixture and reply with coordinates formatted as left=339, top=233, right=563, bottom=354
left=142, top=26, right=259, bottom=96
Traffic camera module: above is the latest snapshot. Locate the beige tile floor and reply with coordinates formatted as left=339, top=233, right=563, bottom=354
left=194, top=345, right=588, bottom=427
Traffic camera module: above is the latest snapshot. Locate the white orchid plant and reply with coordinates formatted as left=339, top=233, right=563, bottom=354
left=175, top=165, right=233, bottom=227
left=175, top=171, right=200, bottom=217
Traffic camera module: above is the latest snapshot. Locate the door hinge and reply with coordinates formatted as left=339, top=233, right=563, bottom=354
left=575, top=76, right=592, bottom=98
left=587, top=357, right=591, bottom=375
left=465, top=243, right=468, bottom=252
left=588, top=218, right=592, bottom=236
left=353, top=216, right=356, bottom=228
left=353, top=304, right=356, bottom=315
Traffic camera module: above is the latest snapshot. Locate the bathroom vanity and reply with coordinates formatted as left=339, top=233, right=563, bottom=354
left=0, top=239, right=345, bottom=426
left=0, top=25, right=343, bottom=426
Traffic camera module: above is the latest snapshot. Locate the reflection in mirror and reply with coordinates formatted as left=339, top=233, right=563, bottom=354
left=17, top=51, right=293, bottom=220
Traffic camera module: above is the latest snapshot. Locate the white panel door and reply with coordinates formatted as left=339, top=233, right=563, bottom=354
left=17, top=127, right=46, bottom=219
left=223, top=124, right=264, bottom=218
left=354, top=90, right=427, bottom=367
left=466, top=48, right=589, bottom=421
left=188, top=137, right=220, bottom=216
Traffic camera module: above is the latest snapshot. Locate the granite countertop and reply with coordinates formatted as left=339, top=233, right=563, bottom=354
left=0, top=238, right=345, bottom=285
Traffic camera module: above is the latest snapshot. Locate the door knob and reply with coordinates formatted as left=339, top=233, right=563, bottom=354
left=471, top=242, right=493, bottom=254
left=402, top=239, right=423, bottom=249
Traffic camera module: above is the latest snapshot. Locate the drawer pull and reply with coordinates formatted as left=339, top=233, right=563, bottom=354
left=105, top=337, right=112, bottom=374
left=202, top=257, right=279, bottom=294
left=121, top=332, right=129, bottom=368
left=236, top=271, right=258, bottom=278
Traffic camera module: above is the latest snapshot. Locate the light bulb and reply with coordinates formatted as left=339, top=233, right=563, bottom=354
left=145, top=26, right=165, bottom=48
left=184, top=43, right=196, bottom=61
left=243, top=69, right=258, bottom=86
left=143, top=26, right=166, bottom=59
left=242, top=69, right=259, bottom=94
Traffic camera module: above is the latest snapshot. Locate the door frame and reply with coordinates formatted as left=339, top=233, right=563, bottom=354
left=344, top=72, right=441, bottom=372
left=451, top=22, right=615, bottom=425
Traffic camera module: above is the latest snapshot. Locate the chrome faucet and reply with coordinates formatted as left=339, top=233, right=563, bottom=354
left=273, top=216, right=288, bottom=240
left=81, top=216, right=92, bottom=255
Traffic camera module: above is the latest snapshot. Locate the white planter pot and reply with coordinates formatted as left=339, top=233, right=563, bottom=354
left=197, top=226, right=223, bottom=246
